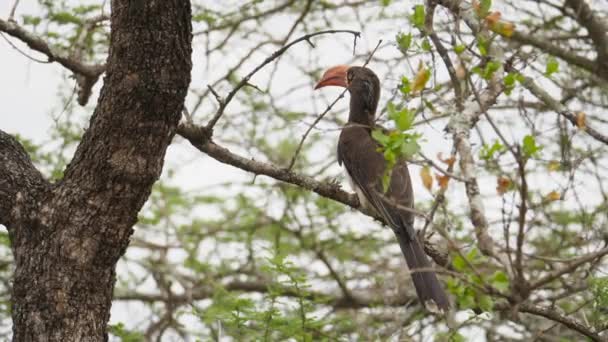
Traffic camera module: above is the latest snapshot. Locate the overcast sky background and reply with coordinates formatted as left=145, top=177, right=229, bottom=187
left=2, top=1, right=594, bottom=340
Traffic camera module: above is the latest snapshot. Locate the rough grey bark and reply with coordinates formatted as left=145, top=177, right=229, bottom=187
left=0, top=1, right=192, bottom=340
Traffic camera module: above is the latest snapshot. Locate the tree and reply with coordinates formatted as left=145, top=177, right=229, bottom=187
left=0, top=0, right=607, bottom=341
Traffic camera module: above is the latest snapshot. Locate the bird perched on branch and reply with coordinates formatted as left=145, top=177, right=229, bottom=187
left=315, top=65, right=450, bottom=312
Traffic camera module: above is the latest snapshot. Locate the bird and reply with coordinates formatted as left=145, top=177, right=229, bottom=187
left=315, top=65, right=450, bottom=312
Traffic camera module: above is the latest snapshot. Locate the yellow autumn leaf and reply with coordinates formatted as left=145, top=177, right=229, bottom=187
left=490, top=20, right=515, bottom=37
left=420, top=165, right=433, bottom=191
left=576, top=112, right=586, bottom=130
left=545, top=191, right=561, bottom=201
left=496, top=176, right=511, bottom=195
left=412, top=61, right=430, bottom=93
left=547, top=160, right=560, bottom=172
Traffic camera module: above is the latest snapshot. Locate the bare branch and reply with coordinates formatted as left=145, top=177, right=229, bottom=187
left=521, top=76, right=608, bottom=145
left=0, top=19, right=105, bottom=105
left=496, top=302, right=604, bottom=341
left=204, top=29, right=361, bottom=133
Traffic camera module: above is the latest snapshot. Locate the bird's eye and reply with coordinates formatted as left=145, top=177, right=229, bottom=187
left=347, top=71, right=354, bottom=82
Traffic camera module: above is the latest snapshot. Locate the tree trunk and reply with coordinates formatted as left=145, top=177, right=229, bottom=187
left=0, top=1, right=192, bottom=340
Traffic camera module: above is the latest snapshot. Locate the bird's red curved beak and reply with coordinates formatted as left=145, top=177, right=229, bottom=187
left=314, top=65, right=349, bottom=89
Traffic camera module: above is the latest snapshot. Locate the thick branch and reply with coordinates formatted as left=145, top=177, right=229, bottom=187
left=446, top=82, right=503, bottom=257
left=0, top=19, right=105, bottom=78
left=0, top=130, right=48, bottom=228
left=0, top=19, right=105, bottom=105
left=564, top=0, right=608, bottom=78
left=177, top=124, right=448, bottom=266
left=115, top=278, right=419, bottom=310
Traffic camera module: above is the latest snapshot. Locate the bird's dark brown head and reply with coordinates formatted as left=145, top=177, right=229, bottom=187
left=315, top=65, right=380, bottom=126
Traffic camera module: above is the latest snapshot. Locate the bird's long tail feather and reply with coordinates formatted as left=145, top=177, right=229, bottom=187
left=394, top=229, right=450, bottom=312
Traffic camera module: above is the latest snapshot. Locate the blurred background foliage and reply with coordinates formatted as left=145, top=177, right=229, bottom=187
left=2, top=0, right=608, bottom=340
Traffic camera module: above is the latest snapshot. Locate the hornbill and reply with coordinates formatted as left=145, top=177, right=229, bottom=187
left=315, top=65, right=450, bottom=312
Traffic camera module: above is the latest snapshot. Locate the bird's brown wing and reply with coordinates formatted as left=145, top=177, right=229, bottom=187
left=338, top=125, right=416, bottom=238
left=338, top=125, right=450, bottom=311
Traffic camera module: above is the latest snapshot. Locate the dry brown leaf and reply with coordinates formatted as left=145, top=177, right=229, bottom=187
left=437, top=152, right=456, bottom=168
left=485, top=11, right=501, bottom=26
left=420, top=166, right=433, bottom=191
left=496, top=176, right=511, bottom=195
left=436, top=173, right=450, bottom=190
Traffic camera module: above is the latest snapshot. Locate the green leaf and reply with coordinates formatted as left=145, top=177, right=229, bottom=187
left=452, top=255, right=466, bottom=272
left=371, top=129, right=390, bottom=145
left=22, top=15, right=41, bottom=26
left=479, top=0, right=492, bottom=17
left=421, top=38, right=432, bottom=51
left=410, top=5, right=425, bottom=30
left=504, top=72, right=519, bottom=95
left=481, top=61, right=501, bottom=80
left=388, top=103, right=415, bottom=131
left=478, top=294, right=494, bottom=312
left=400, top=76, right=411, bottom=95
left=381, top=0, right=392, bottom=5
left=479, top=140, right=505, bottom=160
left=50, top=12, right=81, bottom=25
left=522, top=135, right=543, bottom=157
left=454, top=44, right=466, bottom=54
left=396, top=32, right=412, bottom=53
left=108, top=323, right=144, bottom=342
left=545, top=57, right=559, bottom=77
left=477, top=36, right=488, bottom=56
left=490, top=271, right=510, bottom=292
left=401, top=139, right=420, bottom=159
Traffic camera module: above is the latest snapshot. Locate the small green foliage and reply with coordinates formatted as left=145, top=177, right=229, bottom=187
left=410, top=5, right=426, bottom=30
left=448, top=248, right=498, bottom=312
left=387, top=102, right=415, bottom=131
left=522, top=135, right=543, bottom=158
left=50, top=12, right=81, bottom=25
left=473, top=60, right=501, bottom=80
left=435, top=331, right=467, bottom=342
left=504, top=72, right=523, bottom=95
left=193, top=10, right=217, bottom=24
left=478, top=0, right=492, bottom=17
left=396, top=32, right=412, bottom=53
left=545, top=57, right=559, bottom=77
left=479, top=140, right=505, bottom=160
left=372, top=103, right=421, bottom=191
left=400, top=76, right=411, bottom=95
left=490, top=270, right=509, bottom=292
left=108, top=323, right=144, bottom=342
left=591, top=277, right=608, bottom=310
left=477, top=35, right=488, bottom=56
left=73, top=5, right=101, bottom=14
left=22, top=15, right=41, bottom=26
left=421, top=38, right=432, bottom=51
left=381, top=0, right=392, bottom=6
left=454, top=44, right=466, bottom=54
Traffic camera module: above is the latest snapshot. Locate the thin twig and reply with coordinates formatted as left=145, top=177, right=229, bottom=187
left=8, top=0, right=20, bottom=21
left=205, top=29, right=361, bottom=132
left=287, top=39, right=382, bottom=171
